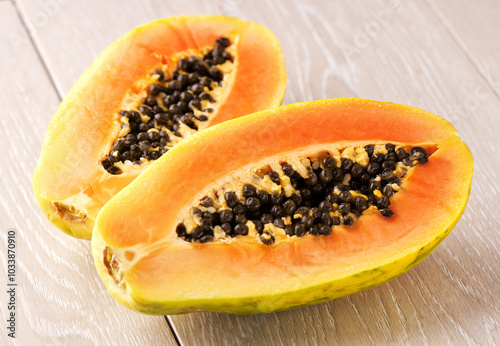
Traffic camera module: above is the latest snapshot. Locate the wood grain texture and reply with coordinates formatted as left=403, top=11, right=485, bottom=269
left=0, top=3, right=177, bottom=345
left=10, top=0, right=500, bottom=344
left=429, top=0, right=500, bottom=98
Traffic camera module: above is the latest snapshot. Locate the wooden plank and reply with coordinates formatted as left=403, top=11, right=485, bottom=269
left=14, top=0, right=221, bottom=97
left=14, top=0, right=500, bottom=344
left=0, top=3, right=177, bottom=345
left=428, top=0, right=500, bottom=96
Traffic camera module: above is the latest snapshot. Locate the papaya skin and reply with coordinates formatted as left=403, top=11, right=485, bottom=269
left=92, top=98, right=473, bottom=315
left=93, top=220, right=459, bottom=315
left=34, top=195, right=93, bottom=239
left=32, top=15, right=286, bottom=239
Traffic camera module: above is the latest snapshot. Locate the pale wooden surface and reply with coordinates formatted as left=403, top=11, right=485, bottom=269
left=0, top=2, right=177, bottom=345
left=2, top=0, right=499, bottom=345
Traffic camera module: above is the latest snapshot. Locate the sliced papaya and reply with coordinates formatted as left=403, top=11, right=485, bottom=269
left=32, top=15, right=286, bottom=239
left=92, top=98, right=473, bottom=315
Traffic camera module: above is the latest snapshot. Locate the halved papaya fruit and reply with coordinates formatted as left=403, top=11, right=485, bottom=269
left=91, top=98, right=473, bottom=315
left=32, top=15, right=286, bottom=239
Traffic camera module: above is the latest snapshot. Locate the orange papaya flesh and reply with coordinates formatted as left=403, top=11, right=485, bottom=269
left=92, top=98, right=473, bottom=314
left=32, top=16, right=286, bottom=239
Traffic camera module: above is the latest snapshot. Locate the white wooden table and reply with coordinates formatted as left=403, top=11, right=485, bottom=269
left=1, top=0, right=499, bottom=344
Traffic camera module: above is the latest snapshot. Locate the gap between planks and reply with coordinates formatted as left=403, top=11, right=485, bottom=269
left=12, top=0, right=63, bottom=100
left=425, top=0, right=500, bottom=102
left=165, top=316, right=182, bottom=346
left=10, top=0, right=182, bottom=343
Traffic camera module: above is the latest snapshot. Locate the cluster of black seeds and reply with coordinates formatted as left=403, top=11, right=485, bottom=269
left=102, top=37, right=233, bottom=175
left=176, top=145, right=429, bottom=245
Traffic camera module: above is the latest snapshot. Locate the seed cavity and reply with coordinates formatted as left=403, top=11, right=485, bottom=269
left=176, top=144, right=430, bottom=245
left=103, top=247, right=125, bottom=287
left=102, top=37, right=234, bottom=175
left=52, top=202, right=87, bottom=222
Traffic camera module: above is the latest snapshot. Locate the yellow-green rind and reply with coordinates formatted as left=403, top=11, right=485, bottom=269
left=91, top=99, right=473, bottom=315
left=33, top=15, right=286, bottom=239
left=34, top=195, right=94, bottom=239
left=93, top=198, right=467, bottom=315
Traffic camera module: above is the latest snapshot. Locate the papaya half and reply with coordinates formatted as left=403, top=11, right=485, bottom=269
left=32, top=15, right=286, bottom=239
left=91, top=98, right=473, bottom=315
